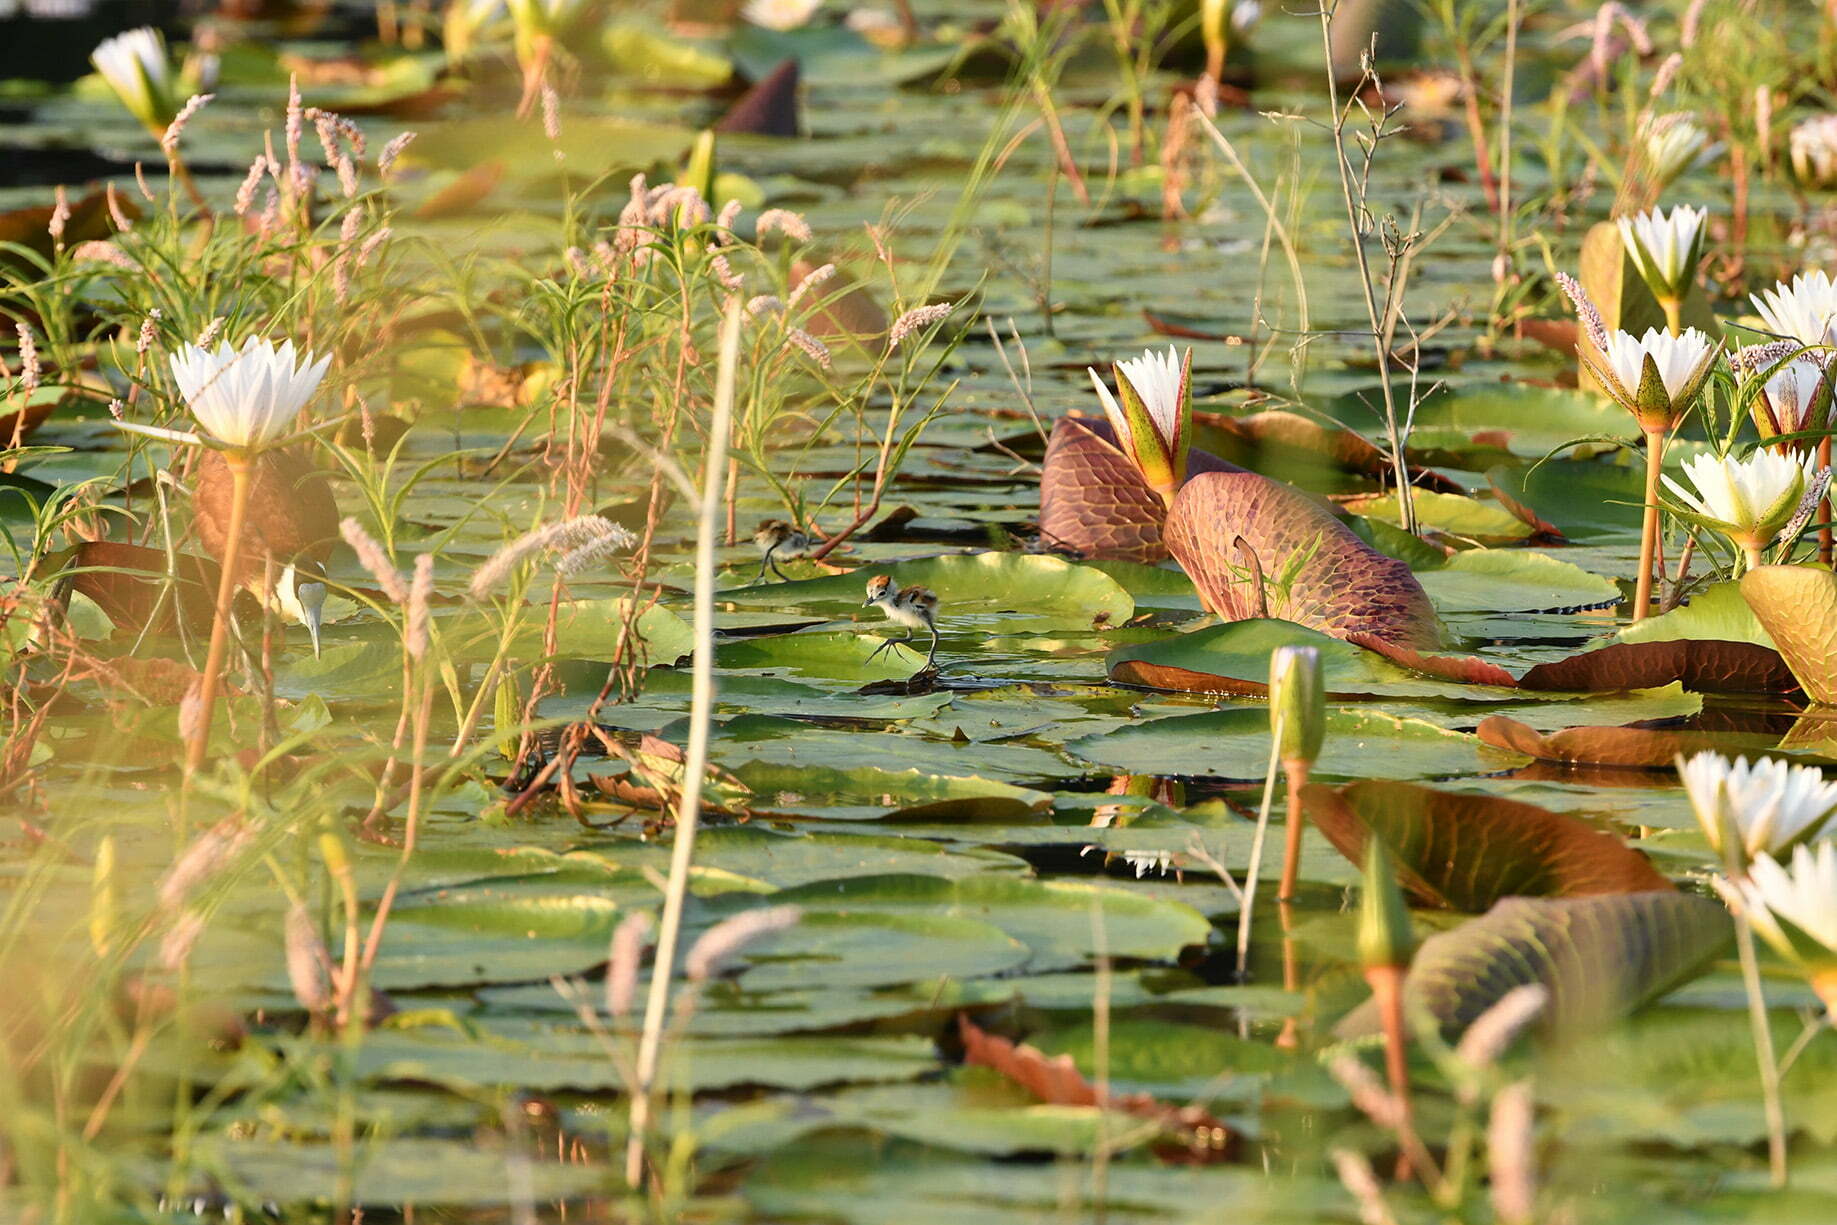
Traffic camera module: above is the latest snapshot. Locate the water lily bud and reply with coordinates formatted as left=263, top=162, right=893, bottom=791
left=1790, top=114, right=1837, bottom=190
left=1357, top=837, right=1413, bottom=973
left=89, top=834, right=118, bottom=959
left=1616, top=204, right=1708, bottom=305
left=318, top=831, right=352, bottom=885
left=91, top=27, right=178, bottom=138
left=1087, top=346, right=1192, bottom=506
left=1269, top=645, right=1325, bottom=768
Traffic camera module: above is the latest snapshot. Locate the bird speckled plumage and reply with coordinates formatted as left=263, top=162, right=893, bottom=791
left=753, top=518, right=811, bottom=582
left=193, top=449, right=339, bottom=586
left=863, top=573, right=940, bottom=671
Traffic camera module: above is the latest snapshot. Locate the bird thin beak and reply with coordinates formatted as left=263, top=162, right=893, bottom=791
left=298, top=580, right=327, bottom=658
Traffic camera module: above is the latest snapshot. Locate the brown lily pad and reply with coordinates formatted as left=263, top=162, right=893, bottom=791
left=1351, top=635, right=1519, bottom=687
left=1474, top=715, right=1789, bottom=769
left=1163, top=469, right=1442, bottom=650
left=1303, top=779, right=1672, bottom=911
left=1036, top=416, right=1240, bottom=563
left=717, top=58, right=798, bottom=136
left=1741, top=565, right=1837, bottom=705
left=1515, top=639, right=1799, bottom=695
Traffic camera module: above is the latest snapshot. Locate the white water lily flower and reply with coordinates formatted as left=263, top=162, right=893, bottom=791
left=1790, top=114, right=1837, bottom=189
left=1616, top=204, right=1707, bottom=301
left=1747, top=348, right=1833, bottom=438
left=1726, top=844, right=1837, bottom=995
left=1641, top=113, right=1713, bottom=188
left=1680, top=751, right=1837, bottom=869
left=168, top=337, right=330, bottom=452
left=1584, top=325, right=1718, bottom=430
left=1087, top=345, right=1194, bottom=503
left=1752, top=270, right=1837, bottom=350
left=1121, top=850, right=1176, bottom=878
left=1663, top=449, right=1822, bottom=562
left=91, top=27, right=175, bottom=135
left=743, top=0, right=821, bottom=31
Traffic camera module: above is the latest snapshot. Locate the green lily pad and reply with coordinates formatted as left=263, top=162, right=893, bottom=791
left=1068, top=707, right=1520, bottom=781
left=726, top=551, right=1133, bottom=632
left=1416, top=550, right=1619, bottom=614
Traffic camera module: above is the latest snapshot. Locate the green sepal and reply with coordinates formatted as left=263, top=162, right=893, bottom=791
left=1112, top=362, right=1176, bottom=494
left=1357, top=836, right=1414, bottom=972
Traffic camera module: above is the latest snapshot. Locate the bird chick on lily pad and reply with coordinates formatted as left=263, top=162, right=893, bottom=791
left=863, top=573, right=939, bottom=675
left=752, top=519, right=812, bottom=582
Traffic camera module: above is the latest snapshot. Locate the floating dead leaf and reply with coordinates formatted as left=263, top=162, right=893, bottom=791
left=1164, top=470, right=1442, bottom=650
left=956, top=1013, right=1236, bottom=1165
left=1303, top=780, right=1671, bottom=912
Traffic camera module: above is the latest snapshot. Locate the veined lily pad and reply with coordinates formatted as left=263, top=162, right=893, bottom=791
left=1741, top=565, right=1837, bottom=704
left=1337, top=892, right=1730, bottom=1040
left=1163, top=470, right=1442, bottom=651
left=1302, top=780, right=1672, bottom=912
left=1416, top=550, right=1619, bottom=615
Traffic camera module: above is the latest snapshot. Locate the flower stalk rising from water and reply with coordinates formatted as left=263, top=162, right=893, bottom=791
left=1088, top=345, right=1193, bottom=508
left=164, top=337, right=330, bottom=782
left=1560, top=271, right=1719, bottom=618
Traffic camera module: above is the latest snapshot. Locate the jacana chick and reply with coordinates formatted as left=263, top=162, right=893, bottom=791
left=193, top=448, right=339, bottom=655
left=863, top=573, right=939, bottom=672
left=753, top=518, right=811, bottom=582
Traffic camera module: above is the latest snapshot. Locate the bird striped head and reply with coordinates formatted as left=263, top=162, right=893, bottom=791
left=863, top=574, right=895, bottom=606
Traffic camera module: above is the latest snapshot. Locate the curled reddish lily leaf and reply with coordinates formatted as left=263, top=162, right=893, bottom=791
left=1302, top=780, right=1672, bottom=911
left=1515, top=640, right=1799, bottom=695
left=1037, top=416, right=1239, bottom=563
left=1476, top=715, right=1793, bottom=769
left=1163, top=470, right=1442, bottom=650
left=1741, top=565, right=1837, bottom=705
left=956, top=1013, right=1236, bottom=1165
left=1349, top=634, right=1519, bottom=687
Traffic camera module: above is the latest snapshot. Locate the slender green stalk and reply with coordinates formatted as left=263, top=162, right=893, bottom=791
left=626, top=296, right=742, bottom=1188
left=1735, top=914, right=1789, bottom=1187
left=1235, top=712, right=1286, bottom=985
left=182, top=452, right=249, bottom=799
